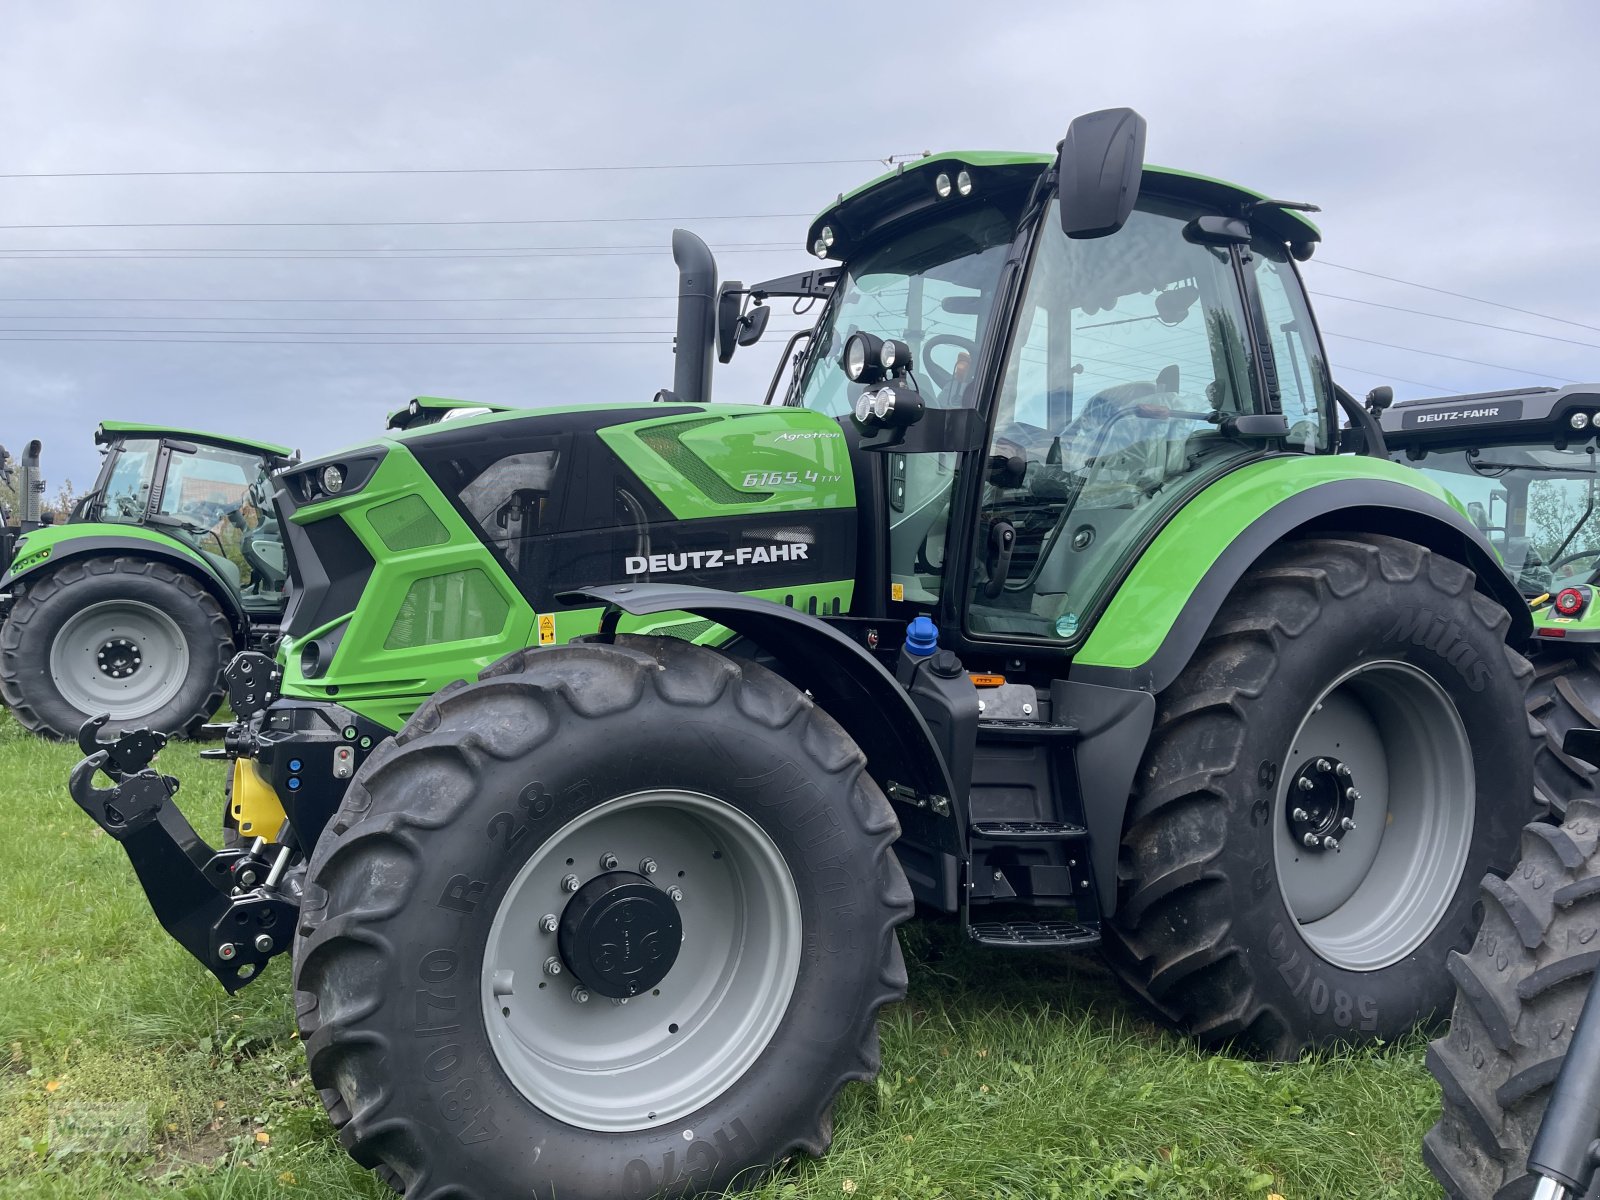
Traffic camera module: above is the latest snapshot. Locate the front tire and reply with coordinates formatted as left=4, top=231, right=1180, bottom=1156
left=1424, top=800, right=1600, bottom=1199
left=1106, top=534, right=1537, bottom=1058
left=1527, top=646, right=1600, bottom=818
left=0, top=556, right=233, bottom=739
left=293, top=636, right=912, bottom=1199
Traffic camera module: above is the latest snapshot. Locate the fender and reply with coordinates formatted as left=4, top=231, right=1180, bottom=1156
left=563, top=583, right=964, bottom=857
left=1068, top=473, right=1531, bottom=918
left=0, top=527, right=249, bottom=639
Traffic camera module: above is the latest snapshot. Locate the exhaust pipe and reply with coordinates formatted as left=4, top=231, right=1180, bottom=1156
left=670, top=229, right=717, bottom=405
left=19, top=439, right=43, bottom=527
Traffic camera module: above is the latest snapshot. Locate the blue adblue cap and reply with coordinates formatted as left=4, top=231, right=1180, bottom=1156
left=904, top=615, right=939, bottom=657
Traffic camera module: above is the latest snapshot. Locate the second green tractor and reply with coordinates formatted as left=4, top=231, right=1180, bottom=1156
left=72, top=108, right=1544, bottom=1199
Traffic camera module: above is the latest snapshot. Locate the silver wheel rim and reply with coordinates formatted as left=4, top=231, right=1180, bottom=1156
left=49, top=600, right=190, bottom=720
left=480, top=789, right=802, bottom=1131
left=1273, top=660, right=1474, bottom=971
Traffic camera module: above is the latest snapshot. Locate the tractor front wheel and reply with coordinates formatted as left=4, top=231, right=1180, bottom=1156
left=0, top=556, right=233, bottom=739
left=1106, top=534, right=1537, bottom=1058
left=293, top=635, right=912, bottom=1198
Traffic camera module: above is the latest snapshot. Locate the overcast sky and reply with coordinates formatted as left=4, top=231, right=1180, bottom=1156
left=1, top=1, right=1596, bottom=491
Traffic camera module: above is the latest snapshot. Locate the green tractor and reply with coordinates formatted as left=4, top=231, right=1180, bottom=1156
left=71, top=108, right=1540, bottom=1198
left=1377, top=383, right=1600, bottom=818
left=2, top=422, right=295, bottom=738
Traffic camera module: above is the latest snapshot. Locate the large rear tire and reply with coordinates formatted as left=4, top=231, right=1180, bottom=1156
left=0, top=556, right=233, bottom=739
left=293, top=635, right=912, bottom=1199
left=1106, top=534, right=1537, bottom=1058
left=1424, top=800, right=1600, bottom=1199
left=1528, top=647, right=1600, bottom=818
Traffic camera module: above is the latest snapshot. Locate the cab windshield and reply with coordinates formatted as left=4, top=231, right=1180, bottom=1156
left=788, top=203, right=1018, bottom=415
left=1398, top=441, right=1600, bottom=595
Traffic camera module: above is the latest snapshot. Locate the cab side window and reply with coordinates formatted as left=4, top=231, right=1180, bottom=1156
left=1250, top=247, right=1330, bottom=452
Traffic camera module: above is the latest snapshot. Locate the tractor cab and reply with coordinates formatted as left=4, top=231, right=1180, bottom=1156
left=723, top=127, right=1334, bottom=653
left=1381, top=385, right=1600, bottom=600
left=82, top=421, right=296, bottom=613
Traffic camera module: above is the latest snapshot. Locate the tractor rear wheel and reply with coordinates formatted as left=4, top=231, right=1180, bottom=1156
left=1527, top=647, right=1600, bottom=818
left=1423, top=800, right=1600, bottom=1199
left=1106, top=534, right=1537, bottom=1058
left=0, top=556, right=233, bottom=739
left=293, top=635, right=912, bottom=1199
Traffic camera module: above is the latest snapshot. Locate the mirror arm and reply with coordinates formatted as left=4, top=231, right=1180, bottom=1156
left=1333, top=384, right=1388, bottom=458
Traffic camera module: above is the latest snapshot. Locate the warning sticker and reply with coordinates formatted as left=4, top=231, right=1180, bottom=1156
left=890, top=582, right=905, bottom=602
left=538, top=613, right=556, bottom=645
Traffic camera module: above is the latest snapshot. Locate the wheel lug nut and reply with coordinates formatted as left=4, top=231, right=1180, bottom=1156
left=1341, top=817, right=1356, bottom=831
left=561, top=874, right=580, bottom=893
left=1297, top=777, right=1314, bottom=793
left=1336, top=763, right=1351, bottom=778
left=571, top=986, right=590, bottom=1004
left=1302, top=832, right=1320, bottom=849
left=1323, top=836, right=1340, bottom=851
left=540, top=913, right=558, bottom=933
left=1315, top=758, right=1332, bottom=773
left=544, top=956, right=563, bottom=976
left=1346, top=788, right=1361, bottom=803
left=639, top=857, right=657, bottom=875
left=599, top=852, right=619, bottom=871
left=254, top=934, right=274, bottom=954
left=667, top=886, right=684, bottom=902
left=1292, top=807, right=1310, bottom=822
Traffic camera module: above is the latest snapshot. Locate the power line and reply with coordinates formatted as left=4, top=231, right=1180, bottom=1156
left=1318, top=260, right=1600, bottom=336
left=0, top=247, right=797, bottom=261
left=0, top=212, right=811, bottom=231
left=0, top=335, right=680, bottom=346
left=0, top=241, right=790, bottom=254
left=0, top=157, right=904, bottom=181
left=1323, top=331, right=1580, bottom=382
left=1313, top=291, right=1600, bottom=351
left=0, top=312, right=679, bottom=322
left=1330, top=361, right=1451, bottom=393
left=0, top=326, right=814, bottom=337
left=0, top=293, right=677, bottom=302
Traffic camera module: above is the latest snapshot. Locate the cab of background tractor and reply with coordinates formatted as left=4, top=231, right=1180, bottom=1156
left=66, top=422, right=296, bottom=612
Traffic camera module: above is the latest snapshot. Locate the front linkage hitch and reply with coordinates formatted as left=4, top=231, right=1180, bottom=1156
left=69, top=715, right=298, bottom=992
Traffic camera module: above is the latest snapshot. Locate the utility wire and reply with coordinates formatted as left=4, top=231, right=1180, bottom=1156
left=0, top=241, right=790, bottom=254
left=0, top=212, right=811, bottom=231
left=0, top=247, right=797, bottom=261
left=0, top=312, right=679, bottom=322
left=1323, top=331, right=1580, bottom=382
left=1313, top=291, right=1600, bottom=351
left=0, top=293, right=678, bottom=302
left=1318, top=260, right=1600, bottom=336
left=0, top=335, right=682, bottom=346
left=1330, top=361, right=1452, bottom=393
left=0, top=157, right=910, bottom=181
left=0, top=326, right=814, bottom=336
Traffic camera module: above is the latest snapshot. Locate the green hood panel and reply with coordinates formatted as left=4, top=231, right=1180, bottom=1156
left=1075, top=456, right=1476, bottom=674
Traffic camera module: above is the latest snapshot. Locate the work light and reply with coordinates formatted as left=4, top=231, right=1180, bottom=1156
left=320, top=464, right=345, bottom=495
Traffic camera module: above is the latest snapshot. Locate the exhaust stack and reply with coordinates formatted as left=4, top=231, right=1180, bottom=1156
left=18, top=439, right=43, bottom=526
left=670, top=229, right=717, bottom=405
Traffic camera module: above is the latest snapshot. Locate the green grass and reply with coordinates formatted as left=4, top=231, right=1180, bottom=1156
left=0, top=705, right=1446, bottom=1198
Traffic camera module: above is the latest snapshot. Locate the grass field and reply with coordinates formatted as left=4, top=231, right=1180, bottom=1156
left=0, top=704, right=1448, bottom=1199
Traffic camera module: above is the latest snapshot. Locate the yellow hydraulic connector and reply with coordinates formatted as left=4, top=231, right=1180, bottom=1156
left=231, top=758, right=289, bottom=839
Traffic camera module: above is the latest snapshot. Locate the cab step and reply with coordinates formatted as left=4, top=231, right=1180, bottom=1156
left=966, top=919, right=1102, bottom=950
left=970, top=819, right=1087, bottom=842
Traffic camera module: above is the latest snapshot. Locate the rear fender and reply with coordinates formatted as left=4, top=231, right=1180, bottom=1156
left=0, top=528, right=249, bottom=640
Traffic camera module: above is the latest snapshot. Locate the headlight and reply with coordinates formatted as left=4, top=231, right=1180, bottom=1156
left=819, top=225, right=835, bottom=249
left=934, top=172, right=952, bottom=199
left=956, top=169, right=973, bottom=196
left=869, top=387, right=896, bottom=420
left=320, top=464, right=345, bottom=495
left=1572, top=411, right=1590, bottom=431
left=854, top=392, right=876, bottom=423
left=812, top=237, right=829, bottom=258
left=844, top=335, right=869, bottom=381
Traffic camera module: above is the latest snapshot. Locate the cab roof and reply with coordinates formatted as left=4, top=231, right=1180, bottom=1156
left=808, top=151, right=1321, bottom=261
left=95, top=420, right=294, bottom=461
left=385, top=394, right=518, bottom=430
left=1380, top=384, right=1600, bottom=453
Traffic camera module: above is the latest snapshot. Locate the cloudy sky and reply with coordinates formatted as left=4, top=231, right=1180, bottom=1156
left=1, top=1, right=1596, bottom=491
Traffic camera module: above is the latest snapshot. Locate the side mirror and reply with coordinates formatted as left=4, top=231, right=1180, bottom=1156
left=738, top=303, right=771, bottom=347
left=1057, top=107, right=1147, bottom=240
left=716, top=281, right=744, bottom=365
left=1365, top=386, right=1394, bottom=415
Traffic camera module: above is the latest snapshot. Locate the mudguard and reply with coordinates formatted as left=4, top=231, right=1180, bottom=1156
left=0, top=524, right=249, bottom=637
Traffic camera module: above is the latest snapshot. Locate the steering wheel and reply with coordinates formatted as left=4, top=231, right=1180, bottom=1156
left=921, top=333, right=977, bottom=394
left=1552, top=549, right=1600, bottom=574
left=114, top=494, right=144, bottom=518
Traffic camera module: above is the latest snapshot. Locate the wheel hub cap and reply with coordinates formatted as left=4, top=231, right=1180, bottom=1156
left=96, top=636, right=143, bottom=679
left=1285, top=755, right=1358, bottom=852
left=556, top=871, right=682, bottom=998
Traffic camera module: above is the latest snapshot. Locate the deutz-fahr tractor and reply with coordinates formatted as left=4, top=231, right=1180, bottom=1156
left=2, top=422, right=295, bottom=738
left=1379, top=384, right=1600, bottom=818
left=71, top=109, right=1541, bottom=1198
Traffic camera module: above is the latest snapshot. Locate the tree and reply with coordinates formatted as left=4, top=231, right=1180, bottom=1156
left=1526, top=477, right=1600, bottom=562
